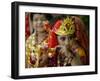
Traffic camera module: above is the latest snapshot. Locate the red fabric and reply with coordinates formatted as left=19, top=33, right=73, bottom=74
left=30, top=54, right=36, bottom=64
left=48, top=31, right=58, bottom=48
left=80, top=56, right=87, bottom=65
left=47, top=20, right=63, bottom=48
left=74, top=17, right=89, bottom=64
left=75, top=27, right=88, bottom=51
left=74, top=17, right=89, bottom=51
left=25, top=14, right=30, bottom=40
left=52, top=20, right=62, bottom=33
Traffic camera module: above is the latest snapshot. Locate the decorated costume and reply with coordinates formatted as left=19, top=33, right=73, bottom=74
left=25, top=16, right=89, bottom=68
left=25, top=30, right=49, bottom=68
left=48, top=16, right=88, bottom=65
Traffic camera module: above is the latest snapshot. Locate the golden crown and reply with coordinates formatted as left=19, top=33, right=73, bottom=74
left=56, top=17, right=75, bottom=35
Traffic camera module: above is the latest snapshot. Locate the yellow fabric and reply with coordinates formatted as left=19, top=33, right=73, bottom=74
left=76, top=47, right=86, bottom=57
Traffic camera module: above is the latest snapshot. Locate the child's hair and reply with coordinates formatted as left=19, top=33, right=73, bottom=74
left=30, top=13, right=53, bottom=22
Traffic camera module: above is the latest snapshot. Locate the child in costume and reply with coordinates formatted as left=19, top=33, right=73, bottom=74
left=25, top=13, right=52, bottom=68
left=48, top=16, right=89, bottom=66
left=25, top=14, right=89, bottom=68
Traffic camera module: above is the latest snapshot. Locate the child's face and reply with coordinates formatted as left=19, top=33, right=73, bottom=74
left=57, top=35, right=69, bottom=45
left=32, top=14, right=47, bottom=32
